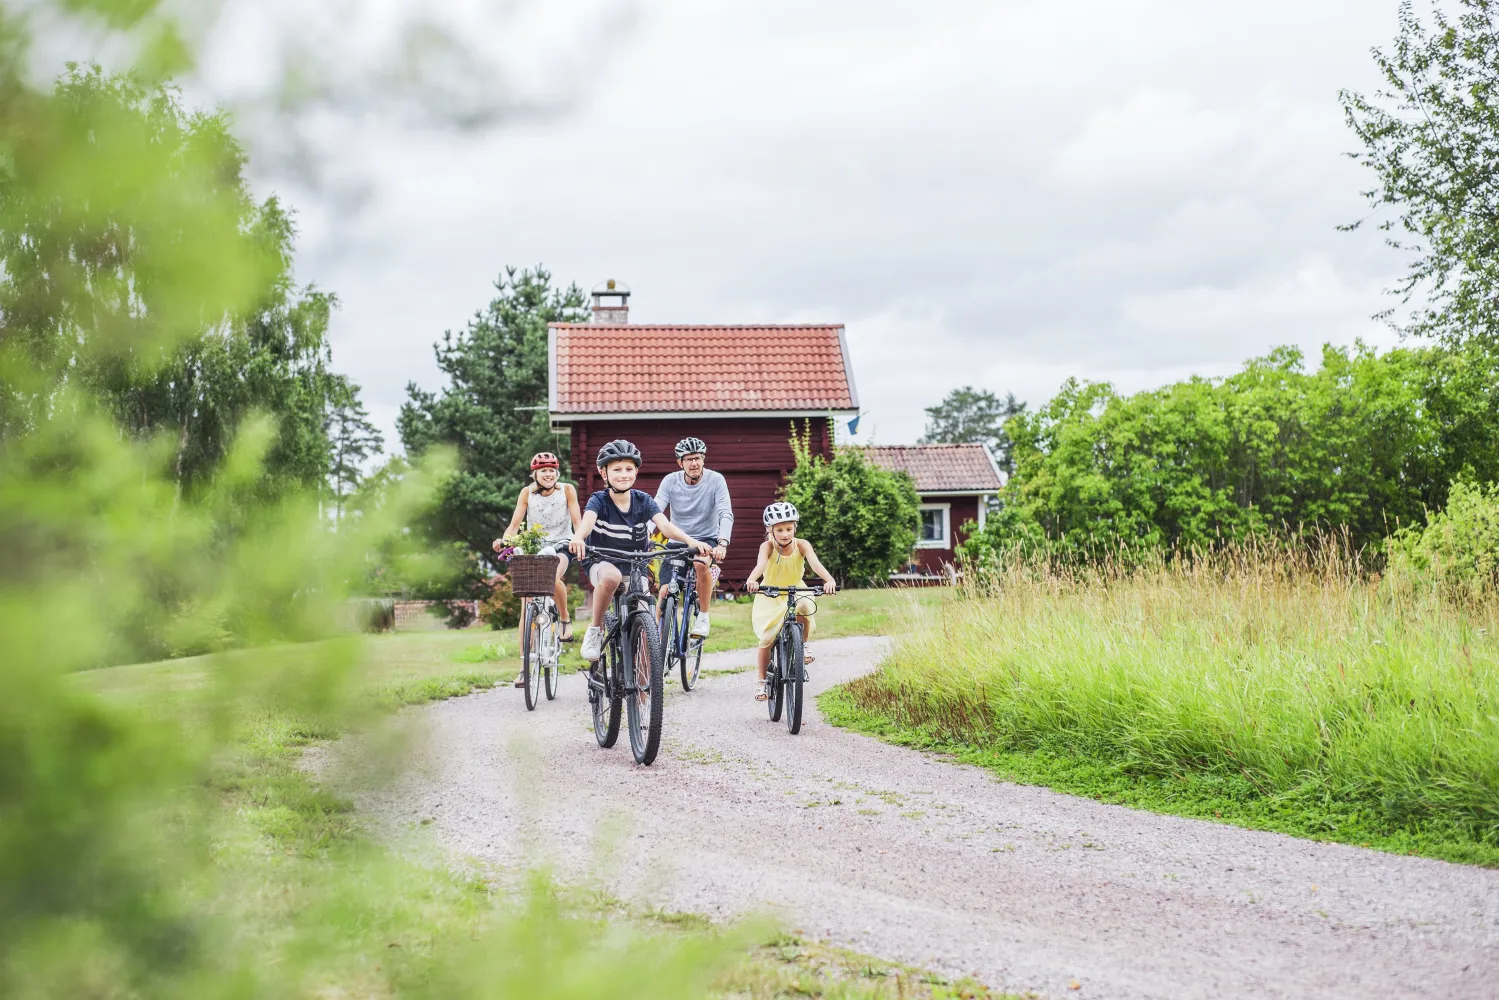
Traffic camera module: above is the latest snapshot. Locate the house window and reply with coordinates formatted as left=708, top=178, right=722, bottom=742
left=917, top=503, right=950, bottom=549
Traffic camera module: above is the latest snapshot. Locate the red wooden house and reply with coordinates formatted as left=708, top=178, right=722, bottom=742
left=854, top=444, right=1003, bottom=578
left=547, top=285, right=859, bottom=589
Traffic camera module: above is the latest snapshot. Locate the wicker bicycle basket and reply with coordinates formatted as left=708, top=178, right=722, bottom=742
left=508, top=554, right=561, bottom=597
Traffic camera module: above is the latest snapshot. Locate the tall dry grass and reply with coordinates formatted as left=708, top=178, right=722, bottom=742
left=851, top=541, right=1499, bottom=847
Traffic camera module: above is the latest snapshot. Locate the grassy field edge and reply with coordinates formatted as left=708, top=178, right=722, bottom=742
left=818, top=682, right=1499, bottom=869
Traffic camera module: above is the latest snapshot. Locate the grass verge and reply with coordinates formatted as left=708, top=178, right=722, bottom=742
left=85, top=627, right=1017, bottom=997
left=821, top=555, right=1499, bottom=868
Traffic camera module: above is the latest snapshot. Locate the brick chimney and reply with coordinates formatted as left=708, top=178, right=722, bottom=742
left=590, top=279, right=630, bottom=324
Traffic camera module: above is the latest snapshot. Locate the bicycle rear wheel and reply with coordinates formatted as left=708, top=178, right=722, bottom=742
left=522, top=601, right=542, bottom=711
left=592, top=615, right=622, bottom=748
left=784, top=622, right=805, bottom=735
left=679, top=593, right=701, bottom=691
left=766, top=637, right=784, bottom=722
left=625, top=613, right=665, bottom=765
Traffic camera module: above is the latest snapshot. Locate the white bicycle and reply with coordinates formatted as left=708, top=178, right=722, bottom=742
left=517, top=547, right=563, bottom=711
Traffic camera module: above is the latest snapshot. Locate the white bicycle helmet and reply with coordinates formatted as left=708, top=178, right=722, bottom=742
left=675, top=436, right=707, bottom=459
left=763, top=501, right=800, bottom=526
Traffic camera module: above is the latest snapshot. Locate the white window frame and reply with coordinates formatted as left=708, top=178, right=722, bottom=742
left=916, top=502, right=951, bottom=549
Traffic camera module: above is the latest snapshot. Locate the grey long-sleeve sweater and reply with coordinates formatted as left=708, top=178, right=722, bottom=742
left=654, top=469, right=734, bottom=543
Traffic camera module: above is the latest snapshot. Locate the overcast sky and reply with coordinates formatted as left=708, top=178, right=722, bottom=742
left=200, top=0, right=1409, bottom=451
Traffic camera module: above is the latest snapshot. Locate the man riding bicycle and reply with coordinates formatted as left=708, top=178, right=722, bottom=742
left=653, top=436, right=732, bottom=637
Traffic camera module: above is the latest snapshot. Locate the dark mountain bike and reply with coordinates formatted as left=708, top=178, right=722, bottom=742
left=585, top=543, right=688, bottom=765
left=757, top=585, right=823, bottom=735
left=660, top=550, right=715, bottom=691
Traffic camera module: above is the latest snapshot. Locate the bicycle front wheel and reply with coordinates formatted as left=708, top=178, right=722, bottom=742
left=543, top=603, right=560, bottom=701
left=679, top=594, right=701, bottom=691
left=593, top=617, right=622, bottom=748
left=784, top=622, right=805, bottom=735
left=767, top=638, right=784, bottom=722
left=661, top=595, right=679, bottom=688
left=522, top=601, right=542, bottom=711
left=625, top=613, right=665, bottom=765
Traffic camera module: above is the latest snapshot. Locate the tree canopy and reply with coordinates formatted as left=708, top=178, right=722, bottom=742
left=1341, top=0, right=1499, bottom=348
left=918, top=386, right=1025, bottom=475
left=0, top=66, right=346, bottom=497
left=961, top=343, right=1499, bottom=563
left=398, top=266, right=586, bottom=571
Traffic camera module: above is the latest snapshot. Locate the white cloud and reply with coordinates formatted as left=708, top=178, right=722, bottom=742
left=196, top=0, right=1411, bottom=452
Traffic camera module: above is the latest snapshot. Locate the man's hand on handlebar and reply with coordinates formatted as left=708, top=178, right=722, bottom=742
left=568, top=535, right=586, bottom=559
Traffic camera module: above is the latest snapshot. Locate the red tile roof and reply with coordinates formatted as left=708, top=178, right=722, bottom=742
left=549, top=324, right=857, bottom=416
left=854, top=443, right=1004, bottom=494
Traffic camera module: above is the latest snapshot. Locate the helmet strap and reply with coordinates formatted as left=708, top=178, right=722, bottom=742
left=683, top=470, right=703, bottom=485
left=607, top=482, right=632, bottom=495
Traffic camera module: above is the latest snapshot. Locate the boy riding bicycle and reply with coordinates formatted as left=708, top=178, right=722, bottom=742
left=744, top=501, right=837, bottom=700
left=653, top=436, right=732, bottom=637
left=569, top=439, right=712, bottom=662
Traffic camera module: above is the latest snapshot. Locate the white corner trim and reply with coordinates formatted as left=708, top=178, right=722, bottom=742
left=981, top=441, right=1006, bottom=487
left=916, top=501, right=951, bottom=549
left=836, top=325, right=861, bottom=410
left=547, top=327, right=559, bottom=413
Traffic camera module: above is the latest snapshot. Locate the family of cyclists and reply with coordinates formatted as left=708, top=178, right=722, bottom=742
left=495, top=436, right=837, bottom=708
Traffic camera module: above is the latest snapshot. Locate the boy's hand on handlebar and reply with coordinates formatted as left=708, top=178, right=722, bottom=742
left=569, top=536, right=586, bottom=559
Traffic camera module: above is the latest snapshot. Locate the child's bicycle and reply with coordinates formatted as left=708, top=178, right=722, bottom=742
left=660, top=549, right=716, bottom=691
left=586, top=543, right=690, bottom=765
left=757, top=584, right=823, bottom=735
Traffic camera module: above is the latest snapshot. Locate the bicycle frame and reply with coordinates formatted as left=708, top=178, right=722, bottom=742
left=587, top=544, right=689, bottom=700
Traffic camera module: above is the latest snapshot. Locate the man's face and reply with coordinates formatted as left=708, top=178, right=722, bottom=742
left=679, top=453, right=705, bottom=479
left=534, top=466, right=559, bottom=489
left=603, top=460, right=638, bottom=491
left=770, top=521, right=797, bottom=545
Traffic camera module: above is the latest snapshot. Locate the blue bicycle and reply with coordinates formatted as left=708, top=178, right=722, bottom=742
left=659, top=550, right=714, bottom=691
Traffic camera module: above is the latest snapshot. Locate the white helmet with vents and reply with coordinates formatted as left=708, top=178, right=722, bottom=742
left=762, top=501, right=800, bottom=526
left=675, top=437, right=707, bottom=459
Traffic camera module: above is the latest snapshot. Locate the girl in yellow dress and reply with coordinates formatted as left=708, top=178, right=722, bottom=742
left=745, top=501, right=837, bottom=700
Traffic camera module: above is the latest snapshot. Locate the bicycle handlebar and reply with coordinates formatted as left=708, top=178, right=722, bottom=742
left=757, top=585, right=828, bottom=597
left=586, top=543, right=692, bottom=562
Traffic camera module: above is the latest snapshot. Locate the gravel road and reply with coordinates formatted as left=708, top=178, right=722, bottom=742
left=324, top=636, right=1499, bottom=1000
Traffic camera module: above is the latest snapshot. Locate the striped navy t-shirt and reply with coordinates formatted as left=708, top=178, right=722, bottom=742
left=584, top=489, right=660, bottom=562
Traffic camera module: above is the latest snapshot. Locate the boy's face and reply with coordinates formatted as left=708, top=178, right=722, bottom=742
left=535, top=467, right=559, bottom=489
left=770, top=521, right=797, bottom=545
left=602, top=459, right=638, bottom=492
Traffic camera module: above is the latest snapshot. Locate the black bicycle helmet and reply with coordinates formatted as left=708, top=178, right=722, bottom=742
left=595, top=439, right=642, bottom=469
left=675, top=436, right=707, bottom=459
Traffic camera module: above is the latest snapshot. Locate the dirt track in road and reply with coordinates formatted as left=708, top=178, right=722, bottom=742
left=321, top=636, right=1499, bottom=1000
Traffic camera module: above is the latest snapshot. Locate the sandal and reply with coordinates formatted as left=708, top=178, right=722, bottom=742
left=558, top=620, right=574, bottom=642
left=755, top=692, right=769, bottom=702
left=512, top=672, right=526, bottom=688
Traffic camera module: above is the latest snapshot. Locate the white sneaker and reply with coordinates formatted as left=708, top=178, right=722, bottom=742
left=581, top=626, right=607, bottom=661
left=690, top=612, right=711, bottom=638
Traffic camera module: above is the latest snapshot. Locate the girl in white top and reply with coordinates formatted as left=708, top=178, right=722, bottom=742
left=496, top=453, right=583, bottom=683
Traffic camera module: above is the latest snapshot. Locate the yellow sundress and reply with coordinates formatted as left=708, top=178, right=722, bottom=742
left=751, top=542, right=818, bottom=648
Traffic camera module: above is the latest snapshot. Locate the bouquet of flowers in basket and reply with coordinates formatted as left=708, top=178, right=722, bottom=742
left=495, top=522, right=551, bottom=562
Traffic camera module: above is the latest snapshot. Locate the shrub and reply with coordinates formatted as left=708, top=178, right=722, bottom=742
left=480, top=576, right=523, bottom=629
left=781, top=424, right=919, bottom=586
left=1388, top=479, right=1499, bottom=603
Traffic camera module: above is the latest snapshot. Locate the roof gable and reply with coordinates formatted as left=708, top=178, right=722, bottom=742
left=549, top=324, right=857, bottom=417
left=854, top=443, right=1004, bottom=493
